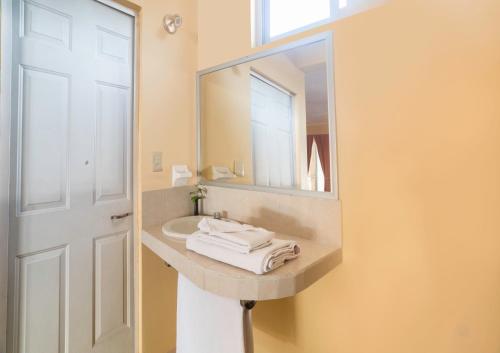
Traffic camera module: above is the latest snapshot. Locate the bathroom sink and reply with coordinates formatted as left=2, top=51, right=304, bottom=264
left=162, top=215, right=206, bottom=240
left=162, top=215, right=239, bottom=240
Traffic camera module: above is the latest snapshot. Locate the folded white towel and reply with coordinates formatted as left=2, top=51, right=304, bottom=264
left=194, top=232, right=272, bottom=253
left=198, top=217, right=254, bottom=233
left=187, top=234, right=301, bottom=274
left=197, top=218, right=275, bottom=254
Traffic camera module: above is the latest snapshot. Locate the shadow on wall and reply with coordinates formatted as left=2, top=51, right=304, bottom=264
left=253, top=296, right=298, bottom=345
left=142, top=245, right=178, bottom=353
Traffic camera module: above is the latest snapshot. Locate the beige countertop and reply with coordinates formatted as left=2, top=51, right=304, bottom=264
left=142, top=225, right=342, bottom=300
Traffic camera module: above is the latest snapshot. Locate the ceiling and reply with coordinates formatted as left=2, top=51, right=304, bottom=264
left=285, top=41, right=329, bottom=124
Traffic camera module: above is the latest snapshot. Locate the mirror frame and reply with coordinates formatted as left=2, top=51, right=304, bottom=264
left=196, top=32, right=338, bottom=199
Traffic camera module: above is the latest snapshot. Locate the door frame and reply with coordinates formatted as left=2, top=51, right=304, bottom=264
left=1, top=1, right=142, bottom=352
left=0, top=0, right=13, bottom=351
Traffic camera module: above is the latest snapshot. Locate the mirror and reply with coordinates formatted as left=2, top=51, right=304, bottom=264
left=197, top=34, right=337, bottom=196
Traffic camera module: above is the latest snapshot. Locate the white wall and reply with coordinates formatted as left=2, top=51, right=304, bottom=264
left=0, top=0, right=12, bottom=350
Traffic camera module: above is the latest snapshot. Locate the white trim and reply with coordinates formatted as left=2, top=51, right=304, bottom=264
left=255, top=0, right=385, bottom=46
left=130, top=8, right=141, bottom=353
left=251, top=0, right=263, bottom=47
left=196, top=32, right=339, bottom=199
left=326, top=33, right=340, bottom=199
left=0, top=0, right=13, bottom=351
left=257, top=0, right=336, bottom=45
left=198, top=32, right=330, bottom=76
left=203, top=180, right=338, bottom=199
left=94, top=0, right=138, bottom=16
left=267, top=16, right=333, bottom=43
left=261, top=0, right=271, bottom=44
left=249, top=70, right=295, bottom=97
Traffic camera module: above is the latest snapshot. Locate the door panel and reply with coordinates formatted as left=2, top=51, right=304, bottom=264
left=93, top=232, right=130, bottom=344
left=97, top=26, right=130, bottom=63
left=18, top=66, right=70, bottom=214
left=15, top=246, right=69, bottom=353
left=21, top=0, right=72, bottom=50
left=95, top=82, right=130, bottom=203
left=277, top=130, right=293, bottom=187
left=251, top=123, right=269, bottom=186
left=9, top=1, right=135, bottom=353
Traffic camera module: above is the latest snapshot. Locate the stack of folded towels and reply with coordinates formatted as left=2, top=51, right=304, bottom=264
left=186, top=217, right=300, bottom=275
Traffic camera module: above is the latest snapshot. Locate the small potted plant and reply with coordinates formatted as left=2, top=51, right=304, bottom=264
left=190, top=184, right=207, bottom=216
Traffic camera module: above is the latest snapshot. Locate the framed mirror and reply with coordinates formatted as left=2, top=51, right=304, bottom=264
left=197, top=33, right=337, bottom=197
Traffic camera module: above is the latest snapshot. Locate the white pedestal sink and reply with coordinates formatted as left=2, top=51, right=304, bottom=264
left=144, top=215, right=341, bottom=353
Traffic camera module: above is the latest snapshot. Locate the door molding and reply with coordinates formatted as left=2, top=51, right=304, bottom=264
left=0, top=0, right=13, bottom=351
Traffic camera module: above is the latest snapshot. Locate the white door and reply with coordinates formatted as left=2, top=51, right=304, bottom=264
left=250, top=74, right=294, bottom=188
left=8, top=1, right=135, bottom=353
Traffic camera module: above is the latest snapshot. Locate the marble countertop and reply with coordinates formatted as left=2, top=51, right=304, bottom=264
left=142, top=225, right=342, bottom=300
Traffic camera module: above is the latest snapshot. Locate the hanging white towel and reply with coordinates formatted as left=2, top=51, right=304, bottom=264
left=197, top=217, right=275, bottom=253
left=186, top=234, right=301, bottom=275
left=177, top=274, right=245, bottom=353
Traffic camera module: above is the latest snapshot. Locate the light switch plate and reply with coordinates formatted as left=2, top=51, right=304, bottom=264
left=153, top=152, right=163, bottom=172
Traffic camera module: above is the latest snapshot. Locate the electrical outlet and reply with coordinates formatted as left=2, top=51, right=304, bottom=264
left=153, top=152, right=163, bottom=172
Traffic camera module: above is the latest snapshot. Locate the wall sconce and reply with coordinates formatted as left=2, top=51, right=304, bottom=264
left=163, top=14, right=182, bottom=34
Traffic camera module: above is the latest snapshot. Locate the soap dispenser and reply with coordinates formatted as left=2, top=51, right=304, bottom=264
left=172, top=165, right=193, bottom=186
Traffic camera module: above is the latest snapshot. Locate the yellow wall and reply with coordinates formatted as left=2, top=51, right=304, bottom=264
left=198, top=0, right=500, bottom=352
left=201, top=65, right=254, bottom=184
left=135, top=0, right=198, bottom=192
left=141, top=245, right=177, bottom=353
left=130, top=1, right=197, bottom=353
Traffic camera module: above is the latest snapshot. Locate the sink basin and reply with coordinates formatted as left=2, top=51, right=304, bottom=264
left=162, top=215, right=205, bottom=240
left=162, top=215, right=239, bottom=240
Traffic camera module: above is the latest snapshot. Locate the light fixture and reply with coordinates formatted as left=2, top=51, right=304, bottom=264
left=163, top=14, right=182, bottom=34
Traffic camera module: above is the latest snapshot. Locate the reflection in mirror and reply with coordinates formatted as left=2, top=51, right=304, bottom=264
left=198, top=35, right=336, bottom=195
